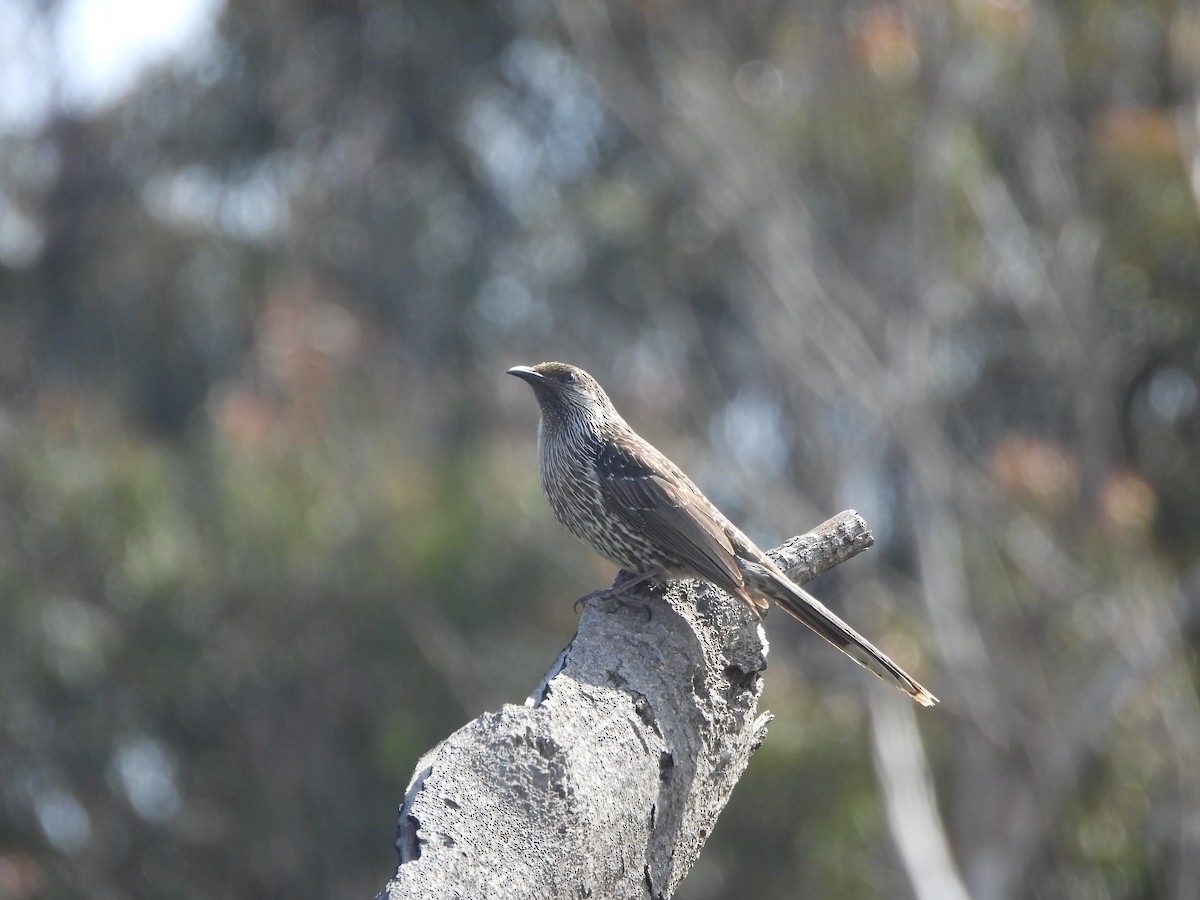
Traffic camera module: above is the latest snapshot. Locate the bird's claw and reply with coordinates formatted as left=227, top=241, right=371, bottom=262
left=577, top=569, right=661, bottom=620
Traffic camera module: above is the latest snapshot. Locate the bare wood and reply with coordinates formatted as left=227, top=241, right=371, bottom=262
left=376, top=511, right=873, bottom=899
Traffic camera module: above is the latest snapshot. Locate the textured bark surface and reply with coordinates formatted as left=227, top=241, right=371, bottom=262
left=377, top=511, right=873, bottom=900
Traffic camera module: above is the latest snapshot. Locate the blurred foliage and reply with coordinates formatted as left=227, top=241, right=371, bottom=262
left=1, top=0, right=1200, bottom=897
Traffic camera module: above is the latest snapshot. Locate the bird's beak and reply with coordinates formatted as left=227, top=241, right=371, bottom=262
left=507, top=365, right=544, bottom=384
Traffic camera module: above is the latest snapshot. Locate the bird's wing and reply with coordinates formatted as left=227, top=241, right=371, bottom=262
left=595, top=438, right=745, bottom=594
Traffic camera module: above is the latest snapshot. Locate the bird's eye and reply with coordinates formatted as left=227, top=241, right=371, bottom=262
left=561, top=371, right=577, bottom=384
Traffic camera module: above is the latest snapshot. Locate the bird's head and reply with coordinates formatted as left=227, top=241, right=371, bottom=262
left=507, top=362, right=619, bottom=433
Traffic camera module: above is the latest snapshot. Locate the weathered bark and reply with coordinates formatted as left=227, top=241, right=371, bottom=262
left=376, top=510, right=873, bottom=900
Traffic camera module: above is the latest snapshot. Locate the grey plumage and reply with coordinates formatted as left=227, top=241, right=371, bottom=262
left=508, top=361, right=937, bottom=707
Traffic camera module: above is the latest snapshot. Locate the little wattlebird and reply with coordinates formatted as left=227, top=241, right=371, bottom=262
left=508, top=361, right=937, bottom=706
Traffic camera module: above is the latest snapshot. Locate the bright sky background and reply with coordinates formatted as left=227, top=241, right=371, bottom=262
left=0, top=0, right=223, bottom=130
left=55, top=0, right=224, bottom=109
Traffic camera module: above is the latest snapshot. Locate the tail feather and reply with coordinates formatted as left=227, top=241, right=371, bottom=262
left=746, top=566, right=938, bottom=707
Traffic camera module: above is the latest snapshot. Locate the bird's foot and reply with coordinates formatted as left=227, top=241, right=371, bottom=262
left=575, top=568, right=663, bottom=619
left=609, top=568, right=664, bottom=596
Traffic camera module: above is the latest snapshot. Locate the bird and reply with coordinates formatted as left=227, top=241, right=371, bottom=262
left=507, top=361, right=937, bottom=706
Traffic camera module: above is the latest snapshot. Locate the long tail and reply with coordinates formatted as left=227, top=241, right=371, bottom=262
left=744, top=564, right=938, bottom=706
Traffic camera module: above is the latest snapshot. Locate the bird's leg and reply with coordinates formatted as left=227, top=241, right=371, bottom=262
left=608, top=567, right=664, bottom=596
left=575, top=567, right=664, bottom=617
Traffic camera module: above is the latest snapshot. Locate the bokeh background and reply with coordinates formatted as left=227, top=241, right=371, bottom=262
left=2, top=0, right=1200, bottom=897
